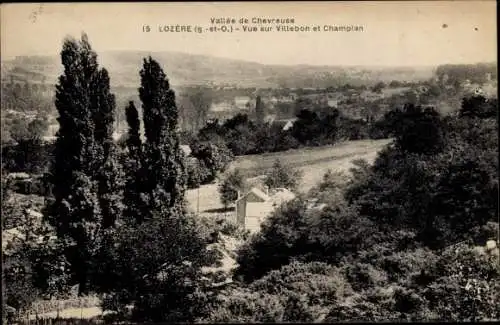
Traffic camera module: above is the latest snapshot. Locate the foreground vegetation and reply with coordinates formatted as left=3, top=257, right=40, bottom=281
left=2, top=33, right=498, bottom=324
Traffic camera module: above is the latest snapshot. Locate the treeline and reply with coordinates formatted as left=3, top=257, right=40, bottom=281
left=188, top=108, right=393, bottom=157
left=1, top=81, right=54, bottom=113
left=436, top=62, right=497, bottom=85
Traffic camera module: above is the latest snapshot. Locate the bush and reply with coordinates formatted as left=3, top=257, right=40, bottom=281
left=235, top=199, right=310, bottom=282
left=1, top=140, right=53, bottom=174
left=198, top=214, right=250, bottom=242
left=218, top=169, right=247, bottom=208
left=345, top=134, right=497, bottom=249
left=392, top=104, right=447, bottom=155
left=235, top=195, right=377, bottom=282
left=204, top=261, right=352, bottom=323
left=203, top=288, right=285, bottom=322
left=96, top=212, right=219, bottom=322
left=418, top=243, right=500, bottom=321
left=190, top=141, right=233, bottom=184
left=264, top=159, right=303, bottom=191
left=307, top=169, right=350, bottom=204
left=459, top=95, right=497, bottom=119
left=186, top=157, right=211, bottom=189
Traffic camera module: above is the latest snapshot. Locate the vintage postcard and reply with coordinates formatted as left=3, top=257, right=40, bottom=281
left=1, top=1, right=498, bottom=323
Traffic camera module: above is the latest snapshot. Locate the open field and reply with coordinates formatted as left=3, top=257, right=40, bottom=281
left=186, top=138, right=392, bottom=216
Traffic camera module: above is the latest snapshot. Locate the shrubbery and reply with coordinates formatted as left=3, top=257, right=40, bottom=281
left=225, top=94, right=499, bottom=322
left=204, top=261, right=352, bottom=322
left=97, top=212, right=218, bottom=322
left=264, top=159, right=303, bottom=191
left=187, top=141, right=234, bottom=188
left=218, top=168, right=246, bottom=208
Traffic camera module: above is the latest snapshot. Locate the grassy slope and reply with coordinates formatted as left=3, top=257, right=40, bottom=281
left=186, top=138, right=391, bottom=216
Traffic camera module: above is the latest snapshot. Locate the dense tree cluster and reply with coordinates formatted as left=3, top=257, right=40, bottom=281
left=436, top=63, right=497, bottom=86
left=190, top=107, right=388, bottom=157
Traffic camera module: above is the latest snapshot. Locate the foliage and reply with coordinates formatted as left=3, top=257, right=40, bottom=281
left=6, top=117, right=49, bottom=143
left=0, top=80, right=54, bottom=115
left=190, top=140, right=234, bottom=185
left=218, top=94, right=498, bottom=322
left=218, top=168, right=247, bottom=208
left=204, top=261, right=352, bottom=322
left=1, top=164, right=10, bottom=228
left=1, top=140, right=52, bottom=174
left=336, top=116, right=370, bottom=141
left=419, top=243, right=500, bottom=321
left=235, top=195, right=373, bottom=282
left=290, top=109, right=325, bottom=146
left=45, top=33, right=122, bottom=295
left=3, top=254, right=40, bottom=320
left=96, top=56, right=218, bottom=323
left=307, top=169, right=350, bottom=205
left=139, top=56, right=187, bottom=219
left=185, top=157, right=205, bottom=189
left=178, top=87, right=213, bottom=132
left=3, top=210, right=71, bottom=321
left=264, top=159, right=303, bottom=191
left=198, top=214, right=250, bottom=243
left=255, top=95, right=265, bottom=124
left=235, top=199, right=310, bottom=282
left=346, top=96, right=497, bottom=249
left=436, top=63, right=497, bottom=86
left=122, top=100, right=147, bottom=224
left=1, top=117, right=52, bottom=174
left=371, top=81, right=386, bottom=93
left=98, top=212, right=218, bottom=322
left=391, top=104, right=447, bottom=154
left=459, top=95, right=497, bottom=119
left=192, top=105, right=386, bottom=157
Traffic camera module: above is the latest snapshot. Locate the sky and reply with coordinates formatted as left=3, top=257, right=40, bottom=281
left=1, top=1, right=497, bottom=66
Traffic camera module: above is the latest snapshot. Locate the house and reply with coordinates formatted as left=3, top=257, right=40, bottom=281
left=210, top=101, right=234, bottom=112
left=233, top=96, right=252, bottom=110
left=327, top=99, right=339, bottom=107
left=207, top=110, right=237, bottom=122
left=482, top=83, right=497, bottom=97
left=273, top=118, right=297, bottom=131
left=263, top=114, right=277, bottom=125
left=180, top=145, right=192, bottom=156
left=277, top=94, right=297, bottom=103
left=235, top=187, right=296, bottom=233
left=360, top=90, right=385, bottom=102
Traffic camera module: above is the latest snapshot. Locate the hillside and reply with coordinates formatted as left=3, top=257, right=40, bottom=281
left=1, top=50, right=436, bottom=89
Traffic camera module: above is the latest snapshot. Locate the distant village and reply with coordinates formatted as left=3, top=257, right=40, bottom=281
left=1, top=67, right=497, bottom=146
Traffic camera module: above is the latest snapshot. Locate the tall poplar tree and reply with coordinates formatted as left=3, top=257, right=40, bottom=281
left=123, top=101, right=145, bottom=223
left=92, top=67, right=124, bottom=229
left=45, top=33, right=120, bottom=295
left=101, top=58, right=216, bottom=322
left=139, top=57, right=187, bottom=219
left=255, top=95, right=265, bottom=124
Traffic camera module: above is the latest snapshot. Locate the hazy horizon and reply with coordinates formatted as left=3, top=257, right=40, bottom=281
left=1, top=1, right=497, bottom=67
left=2, top=48, right=496, bottom=69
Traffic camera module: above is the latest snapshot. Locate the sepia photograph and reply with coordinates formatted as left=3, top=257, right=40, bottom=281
left=1, top=1, right=498, bottom=323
